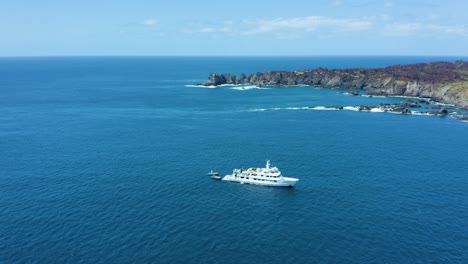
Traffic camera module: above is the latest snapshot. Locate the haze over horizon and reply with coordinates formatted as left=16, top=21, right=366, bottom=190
left=1, top=0, right=468, bottom=57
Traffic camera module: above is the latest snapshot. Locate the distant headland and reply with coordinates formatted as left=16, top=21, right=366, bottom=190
left=200, top=61, right=468, bottom=110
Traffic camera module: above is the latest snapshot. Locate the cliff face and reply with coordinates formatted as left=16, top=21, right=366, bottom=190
left=202, top=61, right=468, bottom=109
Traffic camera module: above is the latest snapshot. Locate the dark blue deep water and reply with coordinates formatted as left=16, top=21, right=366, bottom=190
left=1, top=56, right=467, bottom=263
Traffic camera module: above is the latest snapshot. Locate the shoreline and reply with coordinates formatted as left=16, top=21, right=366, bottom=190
left=199, top=61, right=468, bottom=110
left=188, top=83, right=468, bottom=122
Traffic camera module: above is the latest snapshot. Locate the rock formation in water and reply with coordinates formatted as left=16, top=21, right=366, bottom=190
left=200, top=61, right=468, bottom=109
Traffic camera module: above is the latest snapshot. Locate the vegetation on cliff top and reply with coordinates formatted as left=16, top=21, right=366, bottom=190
left=202, top=61, right=468, bottom=109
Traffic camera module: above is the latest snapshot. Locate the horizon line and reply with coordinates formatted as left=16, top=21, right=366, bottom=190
left=1, top=54, right=468, bottom=59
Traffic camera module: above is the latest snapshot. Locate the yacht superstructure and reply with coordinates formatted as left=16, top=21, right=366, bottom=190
left=222, top=160, right=298, bottom=187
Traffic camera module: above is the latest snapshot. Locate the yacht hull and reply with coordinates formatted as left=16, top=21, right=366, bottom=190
left=222, top=175, right=298, bottom=187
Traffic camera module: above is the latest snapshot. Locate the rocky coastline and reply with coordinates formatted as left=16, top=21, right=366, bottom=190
left=248, top=97, right=460, bottom=119
left=200, top=61, right=468, bottom=110
left=307, top=99, right=452, bottom=116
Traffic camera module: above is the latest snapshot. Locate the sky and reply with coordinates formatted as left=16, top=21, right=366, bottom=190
left=1, top=0, right=468, bottom=56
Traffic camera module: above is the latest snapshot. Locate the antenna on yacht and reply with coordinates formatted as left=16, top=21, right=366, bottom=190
left=266, top=160, right=270, bottom=169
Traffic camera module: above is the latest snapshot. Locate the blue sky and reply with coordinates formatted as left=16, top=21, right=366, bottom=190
left=1, top=0, right=467, bottom=56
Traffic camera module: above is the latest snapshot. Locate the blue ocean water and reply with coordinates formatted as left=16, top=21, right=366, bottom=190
left=0, top=56, right=467, bottom=263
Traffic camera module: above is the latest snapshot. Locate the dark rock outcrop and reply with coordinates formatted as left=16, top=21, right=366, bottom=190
left=396, top=100, right=422, bottom=108
left=200, top=61, right=468, bottom=109
left=309, top=101, right=457, bottom=117
left=453, top=115, right=468, bottom=121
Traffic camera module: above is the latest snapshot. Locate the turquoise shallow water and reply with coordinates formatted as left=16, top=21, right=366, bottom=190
left=0, top=56, right=467, bottom=263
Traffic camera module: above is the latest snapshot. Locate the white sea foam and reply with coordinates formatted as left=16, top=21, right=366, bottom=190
left=431, top=101, right=455, bottom=107
left=246, top=105, right=461, bottom=121
left=411, top=111, right=456, bottom=116
left=285, top=107, right=306, bottom=110
left=343, top=92, right=359, bottom=96
left=248, top=108, right=267, bottom=112
left=219, top=84, right=244, bottom=87
left=362, top=95, right=388, bottom=98
left=343, top=106, right=359, bottom=111
left=230, top=85, right=270, bottom=90
left=308, top=106, right=339, bottom=111
left=393, top=95, right=423, bottom=99
left=185, top=83, right=249, bottom=88
left=411, top=111, right=432, bottom=116
left=309, top=106, right=327, bottom=110
left=184, top=84, right=217, bottom=88
left=247, top=107, right=303, bottom=112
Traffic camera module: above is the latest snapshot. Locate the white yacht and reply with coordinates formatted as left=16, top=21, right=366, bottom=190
left=222, top=160, right=299, bottom=187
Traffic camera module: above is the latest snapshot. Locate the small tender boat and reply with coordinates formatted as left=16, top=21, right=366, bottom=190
left=208, top=170, right=221, bottom=180
left=222, top=160, right=299, bottom=187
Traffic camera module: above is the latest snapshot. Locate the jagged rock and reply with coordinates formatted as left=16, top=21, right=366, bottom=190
left=453, top=115, right=468, bottom=121
left=390, top=108, right=411, bottom=114
left=304, top=103, right=462, bottom=119
left=201, top=61, right=468, bottom=109
left=238, top=73, right=247, bottom=83
left=357, top=105, right=373, bottom=111
left=397, top=100, right=421, bottom=108
left=345, top=91, right=360, bottom=96
left=423, top=108, right=448, bottom=116
left=324, top=106, right=344, bottom=110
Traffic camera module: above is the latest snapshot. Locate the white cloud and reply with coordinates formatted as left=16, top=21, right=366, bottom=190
left=331, top=0, right=342, bottom=6
left=384, top=22, right=422, bottom=34
left=275, top=33, right=304, bottom=40
left=384, top=2, right=394, bottom=8
left=384, top=22, right=468, bottom=37
left=428, top=24, right=468, bottom=36
left=242, top=16, right=372, bottom=34
left=219, top=27, right=233, bottom=32
left=182, top=15, right=467, bottom=40
left=187, top=21, right=235, bottom=33
left=379, top=14, right=393, bottom=21
left=199, top=27, right=215, bottom=33
left=196, top=26, right=233, bottom=33
left=141, top=19, right=158, bottom=26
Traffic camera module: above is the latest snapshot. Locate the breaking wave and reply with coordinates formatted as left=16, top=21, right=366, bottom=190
left=230, top=85, right=270, bottom=91
left=185, top=84, right=269, bottom=90
left=184, top=84, right=216, bottom=88
left=247, top=106, right=459, bottom=118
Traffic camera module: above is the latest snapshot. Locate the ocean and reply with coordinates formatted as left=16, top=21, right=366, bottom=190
left=1, top=56, right=467, bottom=263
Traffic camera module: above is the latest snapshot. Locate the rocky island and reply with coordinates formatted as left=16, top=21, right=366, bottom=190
left=201, top=61, right=468, bottom=110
